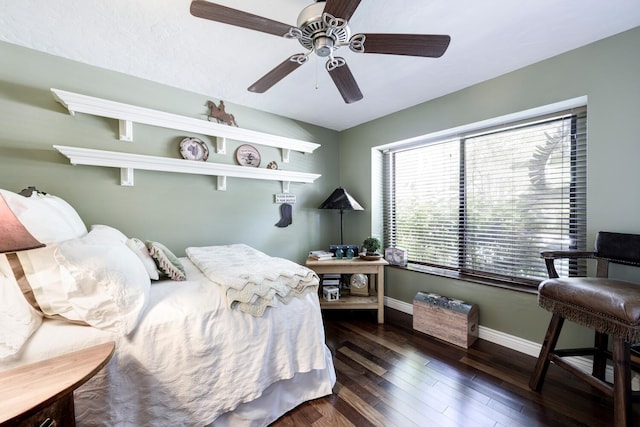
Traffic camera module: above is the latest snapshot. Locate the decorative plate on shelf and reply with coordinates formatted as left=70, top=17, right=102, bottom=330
left=235, top=144, right=261, bottom=167
left=179, top=137, right=209, bottom=161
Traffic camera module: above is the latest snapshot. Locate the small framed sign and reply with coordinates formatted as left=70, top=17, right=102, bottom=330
left=274, top=194, right=297, bottom=204
left=385, top=247, right=408, bottom=266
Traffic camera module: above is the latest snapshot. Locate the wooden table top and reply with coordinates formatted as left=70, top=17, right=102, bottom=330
left=306, top=257, right=389, bottom=267
left=0, top=341, right=115, bottom=424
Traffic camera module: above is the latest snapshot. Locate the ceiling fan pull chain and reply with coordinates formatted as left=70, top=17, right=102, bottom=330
left=349, top=34, right=366, bottom=53
left=315, top=56, right=319, bottom=90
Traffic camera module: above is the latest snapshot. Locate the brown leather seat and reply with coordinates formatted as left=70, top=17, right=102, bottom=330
left=530, top=232, right=640, bottom=427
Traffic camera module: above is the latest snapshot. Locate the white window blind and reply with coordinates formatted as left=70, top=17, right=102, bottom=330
left=383, top=109, right=587, bottom=286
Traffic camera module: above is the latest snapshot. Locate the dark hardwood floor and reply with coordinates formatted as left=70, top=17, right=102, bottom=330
left=271, top=308, right=639, bottom=427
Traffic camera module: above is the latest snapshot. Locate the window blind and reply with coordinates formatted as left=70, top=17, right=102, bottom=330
left=383, top=109, right=587, bottom=285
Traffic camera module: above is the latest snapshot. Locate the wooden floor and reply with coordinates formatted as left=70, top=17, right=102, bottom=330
left=271, top=309, right=639, bottom=427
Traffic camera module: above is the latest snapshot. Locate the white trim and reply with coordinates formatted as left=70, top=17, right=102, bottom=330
left=54, top=145, right=320, bottom=190
left=51, top=88, right=320, bottom=156
left=375, top=96, right=588, bottom=152
left=383, top=296, right=607, bottom=380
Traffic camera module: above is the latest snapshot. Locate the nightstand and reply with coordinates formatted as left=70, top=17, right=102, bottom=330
left=306, top=257, right=388, bottom=323
left=0, top=341, right=115, bottom=427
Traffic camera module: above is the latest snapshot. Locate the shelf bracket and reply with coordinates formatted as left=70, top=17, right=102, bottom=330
left=119, top=120, right=133, bottom=142
left=282, top=181, right=290, bottom=193
left=216, top=136, right=226, bottom=154
left=217, top=176, right=227, bottom=191
left=282, top=148, right=290, bottom=163
left=120, top=168, right=134, bottom=186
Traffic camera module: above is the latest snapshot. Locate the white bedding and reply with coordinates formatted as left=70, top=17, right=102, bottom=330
left=186, top=244, right=319, bottom=316
left=2, top=257, right=335, bottom=426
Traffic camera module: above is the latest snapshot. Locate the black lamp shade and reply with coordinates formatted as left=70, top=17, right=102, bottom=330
left=318, top=187, right=363, bottom=211
left=318, top=187, right=363, bottom=245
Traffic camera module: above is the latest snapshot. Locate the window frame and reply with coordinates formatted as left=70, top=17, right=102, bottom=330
left=378, top=98, right=588, bottom=291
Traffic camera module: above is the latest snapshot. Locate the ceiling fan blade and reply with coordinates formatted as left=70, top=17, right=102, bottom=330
left=323, top=0, right=362, bottom=21
left=190, top=1, right=293, bottom=37
left=326, top=58, right=363, bottom=104
left=353, top=33, right=451, bottom=57
left=248, top=55, right=307, bottom=93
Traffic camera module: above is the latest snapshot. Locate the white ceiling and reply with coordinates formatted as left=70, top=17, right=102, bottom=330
left=1, top=0, right=640, bottom=131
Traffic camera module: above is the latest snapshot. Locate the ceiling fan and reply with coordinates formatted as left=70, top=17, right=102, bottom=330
left=190, top=0, right=451, bottom=104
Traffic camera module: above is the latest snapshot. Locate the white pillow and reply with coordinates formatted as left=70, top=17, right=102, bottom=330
left=0, top=189, right=87, bottom=244
left=16, top=243, right=86, bottom=322
left=126, top=238, right=160, bottom=280
left=90, top=224, right=128, bottom=243
left=0, top=259, right=43, bottom=360
left=54, top=230, right=151, bottom=335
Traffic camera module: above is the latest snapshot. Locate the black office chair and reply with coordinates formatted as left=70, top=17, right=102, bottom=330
left=529, top=231, right=640, bottom=427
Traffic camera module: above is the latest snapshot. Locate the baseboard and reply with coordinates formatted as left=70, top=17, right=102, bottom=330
left=384, top=296, right=603, bottom=379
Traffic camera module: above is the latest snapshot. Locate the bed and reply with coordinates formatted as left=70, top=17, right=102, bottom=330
left=0, top=188, right=335, bottom=426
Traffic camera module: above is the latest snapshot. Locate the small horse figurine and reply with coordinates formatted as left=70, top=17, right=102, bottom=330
left=206, top=100, right=238, bottom=127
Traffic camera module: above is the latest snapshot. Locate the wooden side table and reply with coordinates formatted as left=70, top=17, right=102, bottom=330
left=306, top=257, right=388, bottom=323
left=0, top=341, right=115, bottom=427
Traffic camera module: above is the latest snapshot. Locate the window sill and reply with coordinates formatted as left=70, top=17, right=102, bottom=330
left=387, top=263, right=539, bottom=295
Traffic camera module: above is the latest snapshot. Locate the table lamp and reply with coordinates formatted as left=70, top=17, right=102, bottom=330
left=318, top=187, right=363, bottom=245
left=0, top=194, right=45, bottom=304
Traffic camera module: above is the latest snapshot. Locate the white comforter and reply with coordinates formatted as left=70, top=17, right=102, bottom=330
left=4, top=257, right=333, bottom=426
left=186, top=244, right=319, bottom=316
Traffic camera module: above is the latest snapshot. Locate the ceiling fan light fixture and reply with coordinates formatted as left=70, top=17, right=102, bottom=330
left=314, top=36, right=334, bottom=57
left=295, top=2, right=350, bottom=54
left=296, top=2, right=326, bottom=29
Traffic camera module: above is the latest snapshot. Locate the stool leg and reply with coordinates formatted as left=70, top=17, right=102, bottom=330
left=530, top=313, right=564, bottom=391
left=593, top=331, right=608, bottom=380
left=612, top=336, right=631, bottom=427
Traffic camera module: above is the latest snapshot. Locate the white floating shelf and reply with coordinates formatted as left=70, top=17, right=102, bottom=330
left=51, top=88, right=320, bottom=163
left=54, top=145, right=321, bottom=191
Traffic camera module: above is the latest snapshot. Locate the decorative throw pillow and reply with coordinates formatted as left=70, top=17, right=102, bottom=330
left=0, top=189, right=87, bottom=244
left=126, top=238, right=160, bottom=280
left=146, top=241, right=187, bottom=281
left=0, top=261, right=43, bottom=360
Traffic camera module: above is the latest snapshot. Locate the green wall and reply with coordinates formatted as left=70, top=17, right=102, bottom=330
left=341, top=26, right=640, bottom=346
left=2, top=26, right=640, bottom=348
left=0, top=41, right=341, bottom=264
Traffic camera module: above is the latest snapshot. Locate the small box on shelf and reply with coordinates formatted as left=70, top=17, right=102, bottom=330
left=323, top=286, right=340, bottom=301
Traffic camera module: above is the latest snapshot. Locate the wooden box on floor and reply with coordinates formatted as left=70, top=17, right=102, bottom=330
left=412, top=292, right=479, bottom=348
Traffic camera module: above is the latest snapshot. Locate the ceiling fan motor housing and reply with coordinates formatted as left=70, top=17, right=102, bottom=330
left=296, top=2, right=350, bottom=57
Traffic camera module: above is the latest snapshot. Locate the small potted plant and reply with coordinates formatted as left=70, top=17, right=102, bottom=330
left=362, top=237, right=381, bottom=256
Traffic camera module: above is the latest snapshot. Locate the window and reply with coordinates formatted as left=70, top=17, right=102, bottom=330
left=382, top=107, right=587, bottom=287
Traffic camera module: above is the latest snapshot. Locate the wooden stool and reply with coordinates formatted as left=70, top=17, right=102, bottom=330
left=529, top=232, right=640, bottom=427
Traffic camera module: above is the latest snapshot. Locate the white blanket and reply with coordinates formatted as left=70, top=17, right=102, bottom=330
left=186, top=244, right=319, bottom=317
